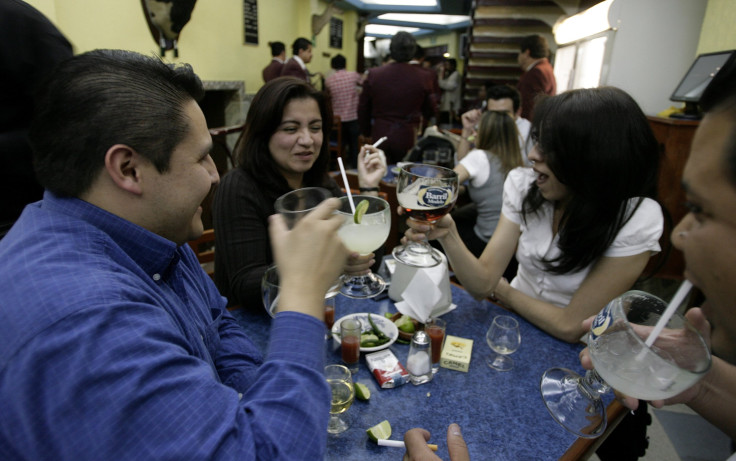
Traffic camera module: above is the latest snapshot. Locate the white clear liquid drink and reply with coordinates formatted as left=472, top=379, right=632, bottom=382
left=338, top=221, right=390, bottom=254
left=590, top=329, right=703, bottom=401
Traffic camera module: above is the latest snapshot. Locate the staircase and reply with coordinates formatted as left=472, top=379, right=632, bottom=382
left=463, top=0, right=586, bottom=110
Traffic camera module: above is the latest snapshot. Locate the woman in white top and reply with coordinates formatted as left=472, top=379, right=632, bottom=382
left=453, top=110, right=523, bottom=258
left=438, top=59, right=461, bottom=124
left=402, top=87, right=663, bottom=343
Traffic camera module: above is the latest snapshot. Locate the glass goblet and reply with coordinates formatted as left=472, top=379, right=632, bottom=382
left=274, top=187, right=331, bottom=229
left=485, top=315, right=521, bottom=371
left=540, top=290, right=712, bottom=438
left=261, top=264, right=340, bottom=327
left=325, top=364, right=355, bottom=434
left=336, top=195, right=391, bottom=298
left=393, top=163, right=458, bottom=268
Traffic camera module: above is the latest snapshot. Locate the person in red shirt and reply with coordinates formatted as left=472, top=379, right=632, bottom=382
left=325, top=54, right=362, bottom=167
left=516, top=35, right=556, bottom=120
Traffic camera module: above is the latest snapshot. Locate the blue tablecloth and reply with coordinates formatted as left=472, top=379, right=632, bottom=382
left=232, top=284, right=589, bottom=460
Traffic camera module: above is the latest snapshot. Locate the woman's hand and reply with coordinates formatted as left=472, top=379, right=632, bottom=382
left=398, top=207, right=455, bottom=244
left=357, top=144, right=387, bottom=190
left=344, top=252, right=374, bottom=276
left=460, top=109, right=481, bottom=133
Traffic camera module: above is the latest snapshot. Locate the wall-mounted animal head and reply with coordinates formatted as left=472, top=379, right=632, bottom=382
left=141, top=0, right=197, bottom=57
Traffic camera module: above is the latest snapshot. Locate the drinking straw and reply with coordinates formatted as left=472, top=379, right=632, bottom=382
left=644, top=279, right=693, bottom=347
left=336, top=157, right=355, bottom=214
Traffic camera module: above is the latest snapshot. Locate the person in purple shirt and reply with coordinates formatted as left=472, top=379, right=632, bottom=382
left=359, top=31, right=438, bottom=164
left=0, top=49, right=348, bottom=460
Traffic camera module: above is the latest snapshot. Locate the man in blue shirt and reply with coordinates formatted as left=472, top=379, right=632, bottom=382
left=0, top=49, right=348, bottom=460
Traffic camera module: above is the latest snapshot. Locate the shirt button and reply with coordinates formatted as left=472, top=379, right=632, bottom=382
left=153, top=273, right=161, bottom=281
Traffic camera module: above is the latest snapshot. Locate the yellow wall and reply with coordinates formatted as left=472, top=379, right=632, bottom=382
left=697, top=0, right=736, bottom=54
left=24, top=0, right=359, bottom=94
left=25, top=0, right=730, bottom=94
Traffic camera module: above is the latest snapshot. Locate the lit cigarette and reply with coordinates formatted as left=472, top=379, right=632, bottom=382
left=372, top=136, right=388, bottom=149
left=377, top=439, right=438, bottom=451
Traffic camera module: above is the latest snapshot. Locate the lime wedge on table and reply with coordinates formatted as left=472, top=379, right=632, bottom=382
left=395, top=315, right=415, bottom=333
left=366, top=420, right=392, bottom=443
left=355, top=382, right=371, bottom=401
left=353, top=199, right=369, bottom=224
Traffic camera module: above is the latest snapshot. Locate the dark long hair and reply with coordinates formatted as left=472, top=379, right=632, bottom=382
left=522, top=87, right=660, bottom=274
left=235, top=77, right=333, bottom=199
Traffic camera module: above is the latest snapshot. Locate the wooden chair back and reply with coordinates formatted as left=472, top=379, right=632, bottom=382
left=187, top=228, right=215, bottom=280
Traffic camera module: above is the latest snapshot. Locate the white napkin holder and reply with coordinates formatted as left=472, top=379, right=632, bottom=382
left=388, top=252, right=454, bottom=323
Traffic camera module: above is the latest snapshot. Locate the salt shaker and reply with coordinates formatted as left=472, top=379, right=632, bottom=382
left=406, top=331, right=433, bottom=385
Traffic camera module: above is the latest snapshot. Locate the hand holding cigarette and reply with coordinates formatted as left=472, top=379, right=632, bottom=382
left=357, top=138, right=388, bottom=190
left=402, top=424, right=469, bottom=461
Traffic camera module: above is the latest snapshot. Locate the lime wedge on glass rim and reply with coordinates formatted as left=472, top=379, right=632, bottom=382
left=366, top=420, right=392, bottom=442
left=353, top=199, right=369, bottom=224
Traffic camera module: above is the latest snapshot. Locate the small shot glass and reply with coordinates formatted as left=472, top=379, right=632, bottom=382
left=324, top=294, right=336, bottom=340
left=425, top=318, right=446, bottom=374
left=340, top=318, right=361, bottom=373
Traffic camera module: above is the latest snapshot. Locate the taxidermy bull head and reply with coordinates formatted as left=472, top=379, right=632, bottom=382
left=141, top=0, right=197, bottom=57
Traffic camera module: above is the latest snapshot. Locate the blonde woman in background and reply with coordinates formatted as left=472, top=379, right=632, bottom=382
left=452, top=110, right=523, bottom=259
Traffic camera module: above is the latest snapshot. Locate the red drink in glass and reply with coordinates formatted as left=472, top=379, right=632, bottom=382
left=324, top=305, right=335, bottom=330
left=426, top=326, right=445, bottom=364
left=341, top=335, right=360, bottom=366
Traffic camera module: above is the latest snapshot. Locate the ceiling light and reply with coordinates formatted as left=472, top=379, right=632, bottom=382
left=365, top=24, right=421, bottom=36
left=553, top=0, right=614, bottom=45
left=361, top=0, right=437, bottom=6
left=376, top=13, right=469, bottom=26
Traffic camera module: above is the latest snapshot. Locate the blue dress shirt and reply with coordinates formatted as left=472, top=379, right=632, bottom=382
left=0, top=192, right=330, bottom=460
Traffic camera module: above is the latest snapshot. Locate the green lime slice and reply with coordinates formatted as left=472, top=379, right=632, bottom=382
left=395, top=315, right=415, bottom=333
left=353, top=199, right=369, bottom=224
left=366, top=420, right=392, bottom=442
left=355, top=382, right=371, bottom=401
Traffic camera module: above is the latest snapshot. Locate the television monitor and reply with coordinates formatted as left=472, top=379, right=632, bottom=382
left=670, top=50, right=736, bottom=118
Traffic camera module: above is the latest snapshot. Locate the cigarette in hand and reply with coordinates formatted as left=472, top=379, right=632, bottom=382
left=364, top=137, right=387, bottom=164
left=377, top=439, right=438, bottom=451
left=371, top=136, right=387, bottom=149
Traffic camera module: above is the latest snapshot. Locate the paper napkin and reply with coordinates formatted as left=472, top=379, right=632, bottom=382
left=389, top=253, right=455, bottom=323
